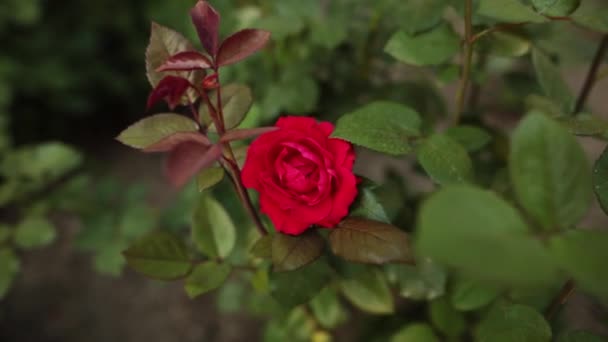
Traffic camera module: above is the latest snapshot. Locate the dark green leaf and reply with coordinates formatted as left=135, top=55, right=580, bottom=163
left=429, top=297, right=466, bottom=338
left=532, top=0, right=580, bottom=16
left=532, top=49, right=575, bottom=113
left=416, top=185, right=558, bottom=287
left=478, top=0, right=548, bottom=23
left=391, top=258, right=447, bottom=300
left=450, top=277, right=500, bottom=311
left=0, top=225, right=10, bottom=243
left=350, top=187, right=390, bottom=223
left=271, top=259, right=332, bottom=308
left=201, top=84, right=253, bottom=131
left=196, top=167, right=224, bottom=192
left=397, top=0, right=448, bottom=35
left=385, top=24, right=460, bottom=66
left=390, top=323, right=439, bottom=342
left=0, top=248, right=19, bottom=298
left=329, top=217, right=414, bottom=265
left=445, top=125, right=492, bottom=152
left=123, top=231, right=192, bottom=280
left=510, top=113, right=591, bottom=230
left=250, top=234, right=273, bottom=260
left=549, top=230, right=608, bottom=299
left=417, top=134, right=474, bottom=185
left=116, top=113, right=199, bottom=149
left=309, top=287, right=348, bottom=329
left=333, top=101, right=421, bottom=156
left=476, top=303, right=552, bottom=342
left=272, top=231, right=324, bottom=272
left=14, top=216, right=56, bottom=249
left=185, top=262, right=232, bottom=298
left=340, top=267, right=394, bottom=314
left=192, top=195, right=236, bottom=258
left=557, top=331, right=606, bottom=342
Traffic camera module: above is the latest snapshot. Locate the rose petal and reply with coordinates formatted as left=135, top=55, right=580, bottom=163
left=318, top=168, right=358, bottom=227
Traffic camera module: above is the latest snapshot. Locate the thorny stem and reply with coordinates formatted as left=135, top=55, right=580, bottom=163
left=454, top=0, right=474, bottom=124
left=574, top=34, right=608, bottom=114
left=545, top=279, right=576, bottom=320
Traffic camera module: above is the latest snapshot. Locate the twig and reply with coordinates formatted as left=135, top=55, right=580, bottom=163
left=545, top=279, right=575, bottom=320
left=469, top=22, right=527, bottom=44
left=574, top=34, right=608, bottom=114
left=454, top=0, right=474, bottom=124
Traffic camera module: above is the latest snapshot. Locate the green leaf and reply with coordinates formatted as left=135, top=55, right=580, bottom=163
left=391, top=258, right=447, bottom=301
left=396, top=0, right=449, bottom=35
left=340, top=267, right=394, bottom=314
left=478, top=0, right=548, bottom=23
left=116, top=113, right=199, bottom=149
left=93, top=243, right=127, bottom=276
left=329, top=217, right=414, bottom=265
left=196, top=167, right=224, bottom=192
left=559, top=114, right=608, bottom=137
left=476, top=303, right=552, bottom=342
left=0, top=225, right=11, bottom=243
left=309, top=287, right=348, bottom=329
left=333, top=101, right=421, bottom=156
left=417, top=134, right=474, bottom=185
left=385, top=24, right=460, bottom=66
left=123, top=231, right=192, bottom=280
left=271, top=258, right=332, bottom=308
left=429, top=297, right=466, bottom=338
left=416, top=185, right=558, bottom=287
left=350, top=186, right=391, bottom=223
left=450, top=277, right=500, bottom=311
left=184, top=261, right=232, bottom=298
left=477, top=31, right=532, bottom=57
left=250, top=234, right=273, bottom=260
left=272, top=231, right=324, bottom=272
left=557, top=331, right=606, bottom=342
left=192, top=195, right=236, bottom=259
left=572, top=2, right=608, bottom=33
left=549, top=230, right=608, bottom=299
left=531, top=0, right=580, bottom=16
left=201, top=84, right=253, bottom=131
left=390, top=323, right=439, bottom=342
left=146, top=22, right=202, bottom=103
left=594, top=145, right=608, bottom=215
left=532, top=49, right=575, bottom=113
left=445, top=125, right=492, bottom=152
left=14, top=216, right=56, bottom=249
left=0, top=248, right=19, bottom=298
left=251, top=267, right=270, bottom=294
left=510, top=113, right=591, bottom=230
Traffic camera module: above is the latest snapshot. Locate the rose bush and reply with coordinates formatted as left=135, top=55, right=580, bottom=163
left=241, top=116, right=357, bottom=235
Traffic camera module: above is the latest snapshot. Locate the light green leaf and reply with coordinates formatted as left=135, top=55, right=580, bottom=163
left=477, top=31, right=531, bottom=57
left=532, top=0, right=580, bottom=16
left=192, top=195, right=236, bottom=259
left=532, top=49, right=575, bottom=113
left=478, top=0, right=548, bottom=23
left=271, top=259, right=332, bottom=308
left=510, top=113, right=591, bottom=230
left=123, top=231, right=192, bottom=280
left=445, top=125, right=492, bottom=152
left=557, top=330, right=606, bottom=342
left=549, top=230, right=608, bottom=299
left=559, top=114, right=608, bottom=137
left=350, top=186, right=390, bottom=223
left=390, top=323, right=439, bottom=342
left=309, top=287, right=348, bottom=329
left=397, top=0, right=448, bottom=35
left=572, top=2, right=608, bottom=33
left=476, top=303, right=552, bottom=342
left=185, top=261, right=232, bottom=298
left=329, top=217, right=414, bottom=265
left=201, top=84, right=253, bottom=131
left=333, top=101, right=421, bottom=156
left=450, top=277, right=500, bottom=311
left=94, top=242, right=127, bottom=276
left=385, top=24, right=460, bottom=66
left=0, top=248, right=19, bottom=298
left=14, top=216, right=56, bottom=249
left=340, top=267, right=394, bottom=314
left=272, top=231, right=324, bottom=272
left=417, top=134, right=474, bottom=185
left=197, top=167, right=224, bottom=192
left=416, top=185, right=558, bottom=287
left=429, top=297, right=466, bottom=338
left=116, top=113, right=199, bottom=149
left=391, top=258, right=447, bottom=301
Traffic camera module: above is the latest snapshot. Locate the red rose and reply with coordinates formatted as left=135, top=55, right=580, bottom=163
left=241, top=116, right=358, bottom=235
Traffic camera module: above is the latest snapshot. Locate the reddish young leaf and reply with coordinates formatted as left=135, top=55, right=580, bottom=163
left=202, top=73, right=219, bottom=90
left=217, top=29, right=271, bottom=67
left=147, top=75, right=193, bottom=110
left=190, top=1, right=220, bottom=56
left=144, top=132, right=211, bottom=152
left=220, top=127, right=277, bottom=143
left=165, top=143, right=223, bottom=187
left=156, top=51, right=213, bottom=72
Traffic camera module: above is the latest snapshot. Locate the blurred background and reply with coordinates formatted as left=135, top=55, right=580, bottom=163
left=1, top=0, right=608, bottom=341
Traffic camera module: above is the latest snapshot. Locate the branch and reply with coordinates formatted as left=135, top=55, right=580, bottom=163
left=545, top=279, right=575, bottom=320
left=454, top=0, right=474, bottom=124
left=574, top=34, right=608, bottom=114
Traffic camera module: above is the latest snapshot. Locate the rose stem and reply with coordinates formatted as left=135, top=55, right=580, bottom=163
left=545, top=279, right=575, bottom=321
left=574, top=34, right=608, bottom=114
left=210, top=67, right=268, bottom=236
left=453, top=0, right=474, bottom=125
